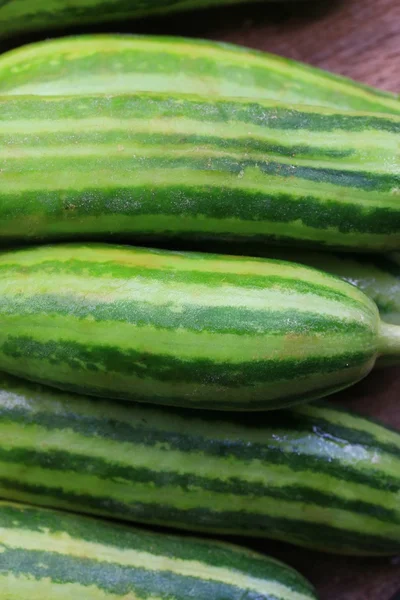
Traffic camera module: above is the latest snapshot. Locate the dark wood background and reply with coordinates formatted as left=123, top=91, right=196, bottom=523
left=2, top=0, right=400, bottom=598
left=3, top=0, right=399, bottom=95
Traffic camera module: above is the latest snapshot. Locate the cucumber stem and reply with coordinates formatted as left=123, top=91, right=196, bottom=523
left=378, top=322, right=400, bottom=357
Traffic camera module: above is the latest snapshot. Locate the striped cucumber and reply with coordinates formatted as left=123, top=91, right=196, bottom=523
left=0, top=34, right=399, bottom=115
left=1, top=243, right=400, bottom=410
left=201, top=243, right=400, bottom=327
left=180, top=242, right=400, bottom=367
left=0, top=501, right=318, bottom=600
left=2, top=38, right=398, bottom=352
left=0, top=372, right=399, bottom=555
left=1, top=94, right=399, bottom=251
left=254, top=248, right=400, bottom=368
left=0, top=0, right=276, bottom=42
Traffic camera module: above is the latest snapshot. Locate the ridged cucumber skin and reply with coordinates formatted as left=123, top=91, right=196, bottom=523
left=0, top=372, right=399, bottom=556
left=1, top=243, right=400, bottom=411
left=0, top=34, right=399, bottom=115
left=0, top=500, right=318, bottom=600
left=0, top=0, right=272, bottom=42
left=1, top=93, right=399, bottom=251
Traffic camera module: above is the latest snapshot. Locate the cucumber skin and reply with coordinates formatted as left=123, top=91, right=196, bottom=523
left=1, top=34, right=399, bottom=364
left=0, top=34, right=398, bottom=115
left=1, top=92, right=399, bottom=252
left=0, top=371, right=399, bottom=555
left=0, top=500, right=318, bottom=600
left=0, top=242, right=392, bottom=411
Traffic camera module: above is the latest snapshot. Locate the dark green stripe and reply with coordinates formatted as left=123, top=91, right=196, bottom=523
left=0, top=294, right=372, bottom=336
left=0, top=445, right=397, bottom=523
left=1, top=336, right=374, bottom=386
left=1, top=187, right=397, bottom=236
left=0, top=479, right=397, bottom=555
left=1, top=94, right=398, bottom=133
left=0, top=503, right=310, bottom=592
left=0, top=130, right=355, bottom=160
left=1, top=547, right=281, bottom=600
left=3, top=390, right=399, bottom=459
left=3, top=154, right=396, bottom=193
left=0, top=368, right=363, bottom=409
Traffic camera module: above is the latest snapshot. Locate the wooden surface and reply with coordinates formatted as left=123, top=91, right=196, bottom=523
left=205, top=0, right=400, bottom=93
left=3, top=0, right=400, bottom=95
left=2, top=0, right=400, bottom=598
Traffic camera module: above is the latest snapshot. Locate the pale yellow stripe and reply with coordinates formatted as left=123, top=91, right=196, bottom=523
left=2, top=115, right=397, bottom=160
left=3, top=142, right=394, bottom=175
left=3, top=145, right=396, bottom=185
left=1, top=168, right=396, bottom=213
left=0, top=270, right=376, bottom=323
left=2, top=113, right=397, bottom=154
left=0, top=243, right=376, bottom=308
left=0, top=527, right=311, bottom=600
left=1, top=73, right=256, bottom=97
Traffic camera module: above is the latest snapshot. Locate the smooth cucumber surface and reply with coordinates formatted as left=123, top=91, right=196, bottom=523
left=1, top=243, right=400, bottom=410
left=0, top=500, right=318, bottom=600
left=0, top=372, right=399, bottom=555
left=0, top=0, right=271, bottom=42
left=1, top=93, right=399, bottom=251
left=257, top=248, right=400, bottom=368
left=0, top=35, right=399, bottom=115
left=202, top=244, right=400, bottom=327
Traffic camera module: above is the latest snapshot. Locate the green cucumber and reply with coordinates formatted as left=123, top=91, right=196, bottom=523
left=201, top=244, right=400, bottom=327
left=0, top=0, right=277, bottom=42
left=0, top=34, right=399, bottom=115
left=2, top=38, right=400, bottom=354
left=1, top=93, right=399, bottom=251
left=0, top=371, right=399, bottom=555
left=1, top=243, right=400, bottom=410
left=0, top=500, right=318, bottom=600
left=252, top=248, right=400, bottom=368
left=183, top=243, right=400, bottom=368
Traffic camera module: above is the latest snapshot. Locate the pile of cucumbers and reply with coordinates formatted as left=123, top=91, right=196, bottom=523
left=0, top=4, right=399, bottom=599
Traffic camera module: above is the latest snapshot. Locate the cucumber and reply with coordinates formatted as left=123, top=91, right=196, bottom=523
left=1, top=93, right=399, bottom=251
left=0, top=371, right=398, bottom=555
left=0, top=34, right=399, bottom=115
left=0, top=0, right=275, bottom=42
left=0, top=243, right=400, bottom=410
left=0, top=500, right=318, bottom=600
left=203, top=244, right=400, bottom=327
left=252, top=248, right=400, bottom=368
